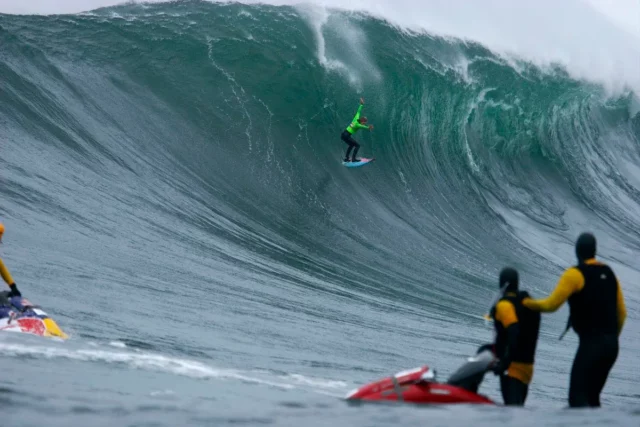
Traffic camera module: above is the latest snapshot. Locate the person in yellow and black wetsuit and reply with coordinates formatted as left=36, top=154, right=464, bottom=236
left=523, top=232, right=626, bottom=408
left=490, top=267, right=541, bottom=406
left=0, top=223, right=22, bottom=299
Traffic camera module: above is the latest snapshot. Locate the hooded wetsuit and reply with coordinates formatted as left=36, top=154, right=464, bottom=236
left=491, top=290, right=540, bottom=406
left=523, top=258, right=626, bottom=407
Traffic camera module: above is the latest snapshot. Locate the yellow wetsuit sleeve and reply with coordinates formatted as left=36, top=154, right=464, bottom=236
left=0, top=258, right=15, bottom=286
left=494, top=300, right=518, bottom=327
left=523, top=267, right=584, bottom=312
left=616, top=280, right=626, bottom=335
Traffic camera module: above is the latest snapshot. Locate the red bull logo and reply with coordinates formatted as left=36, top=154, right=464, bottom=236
left=0, top=312, right=68, bottom=339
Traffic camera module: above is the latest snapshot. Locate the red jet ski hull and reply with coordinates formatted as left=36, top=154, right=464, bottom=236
left=345, top=366, right=495, bottom=405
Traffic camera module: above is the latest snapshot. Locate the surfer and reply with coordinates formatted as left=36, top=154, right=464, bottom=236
left=0, top=223, right=21, bottom=298
left=490, top=267, right=541, bottom=406
left=523, top=233, right=626, bottom=408
left=341, top=98, right=373, bottom=162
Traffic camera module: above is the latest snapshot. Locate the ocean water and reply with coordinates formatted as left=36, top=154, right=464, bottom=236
left=1, top=1, right=639, bottom=426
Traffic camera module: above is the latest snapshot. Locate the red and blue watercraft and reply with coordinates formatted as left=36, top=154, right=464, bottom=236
left=0, top=292, right=68, bottom=339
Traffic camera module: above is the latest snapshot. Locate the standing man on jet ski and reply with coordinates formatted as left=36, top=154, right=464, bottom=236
left=490, top=267, right=541, bottom=406
left=523, top=233, right=626, bottom=408
left=0, top=223, right=22, bottom=298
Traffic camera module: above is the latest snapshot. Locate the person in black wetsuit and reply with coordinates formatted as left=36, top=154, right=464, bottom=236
left=341, top=98, right=373, bottom=162
left=524, top=233, right=627, bottom=407
left=490, top=267, right=541, bottom=406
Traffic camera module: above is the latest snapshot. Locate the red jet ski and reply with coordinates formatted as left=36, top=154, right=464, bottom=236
left=345, top=344, right=497, bottom=405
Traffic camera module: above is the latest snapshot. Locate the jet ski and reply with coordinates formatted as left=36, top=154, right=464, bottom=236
left=345, top=344, right=497, bottom=405
left=0, top=292, right=68, bottom=339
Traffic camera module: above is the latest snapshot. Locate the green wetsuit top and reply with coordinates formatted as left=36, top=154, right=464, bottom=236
left=346, top=105, right=369, bottom=134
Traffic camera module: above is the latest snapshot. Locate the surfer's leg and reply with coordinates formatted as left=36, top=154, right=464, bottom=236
left=499, top=376, right=509, bottom=404
left=500, top=375, right=527, bottom=406
left=341, top=131, right=360, bottom=162
left=351, top=142, right=360, bottom=161
left=522, top=382, right=529, bottom=404
left=587, top=335, right=618, bottom=407
left=345, top=144, right=354, bottom=161
left=341, top=131, right=355, bottom=161
left=568, top=340, right=592, bottom=407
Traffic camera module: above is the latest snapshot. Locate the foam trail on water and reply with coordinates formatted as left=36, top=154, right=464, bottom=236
left=0, top=342, right=294, bottom=388
left=0, top=341, right=351, bottom=393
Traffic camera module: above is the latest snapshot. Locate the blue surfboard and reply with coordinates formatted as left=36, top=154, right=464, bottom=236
left=342, top=157, right=375, bottom=168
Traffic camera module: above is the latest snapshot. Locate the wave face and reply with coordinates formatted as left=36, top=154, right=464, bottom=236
left=1, top=2, right=639, bottom=425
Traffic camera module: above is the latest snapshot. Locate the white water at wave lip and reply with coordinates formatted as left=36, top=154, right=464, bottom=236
left=1, top=0, right=639, bottom=95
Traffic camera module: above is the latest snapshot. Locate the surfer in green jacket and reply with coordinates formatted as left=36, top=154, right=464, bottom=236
left=341, top=98, right=373, bottom=162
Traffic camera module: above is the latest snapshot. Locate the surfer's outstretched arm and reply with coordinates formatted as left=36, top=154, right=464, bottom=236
left=350, top=98, right=373, bottom=131
left=351, top=104, right=364, bottom=124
